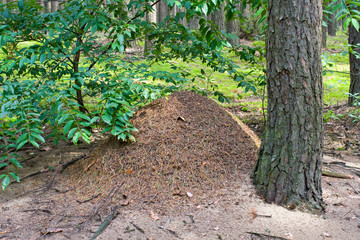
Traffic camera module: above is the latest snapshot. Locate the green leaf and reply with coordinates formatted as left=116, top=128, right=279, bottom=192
left=30, top=55, right=38, bottom=65
left=2, top=175, right=10, bottom=190
left=351, top=18, right=359, bottom=31
left=255, top=8, right=264, bottom=17
left=344, top=18, right=352, bottom=30
left=63, top=120, right=74, bottom=135
left=102, top=115, right=112, bottom=124
left=117, top=34, right=124, bottom=45
left=17, top=133, right=28, bottom=143
left=29, top=139, right=40, bottom=148
left=67, top=128, right=77, bottom=138
left=31, top=132, right=45, bottom=143
left=19, top=58, right=27, bottom=68
left=9, top=172, right=20, bottom=182
left=90, top=116, right=99, bottom=124
left=18, top=0, right=24, bottom=11
left=58, top=113, right=70, bottom=125
left=40, top=54, right=46, bottom=64
left=0, top=163, right=7, bottom=168
left=81, top=132, right=90, bottom=144
left=76, top=113, right=91, bottom=121
left=9, top=158, right=23, bottom=168
left=16, top=140, right=28, bottom=150
left=72, top=131, right=81, bottom=145
left=202, top=3, right=208, bottom=15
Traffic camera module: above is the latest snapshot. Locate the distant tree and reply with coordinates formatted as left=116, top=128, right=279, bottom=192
left=252, top=0, right=324, bottom=209
left=332, top=1, right=360, bottom=105
left=348, top=23, right=360, bottom=105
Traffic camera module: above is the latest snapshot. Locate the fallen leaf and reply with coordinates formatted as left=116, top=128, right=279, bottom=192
left=0, top=230, right=9, bottom=235
left=201, top=162, right=207, bottom=167
left=285, top=232, right=293, bottom=239
left=150, top=211, right=160, bottom=221
left=177, top=116, right=186, bottom=122
left=120, top=199, right=130, bottom=206
left=41, top=228, right=64, bottom=235
left=40, top=146, right=52, bottom=152
left=186, top=192, right=193, bottom=198
left=125, top=169, right=133, bottom=174
left=172, top=191, right=183, bottom=196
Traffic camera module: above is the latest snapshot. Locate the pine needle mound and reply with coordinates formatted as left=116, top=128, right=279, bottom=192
left=68, top=91, right=259, bottom=208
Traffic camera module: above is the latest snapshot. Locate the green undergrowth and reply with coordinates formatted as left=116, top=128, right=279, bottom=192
left=323, top=31, right=350, bottom=104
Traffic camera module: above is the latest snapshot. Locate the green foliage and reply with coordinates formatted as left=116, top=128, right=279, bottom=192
left=0, top=0, right=260, bottom=190
left=348, top=93, right=360, bottom=122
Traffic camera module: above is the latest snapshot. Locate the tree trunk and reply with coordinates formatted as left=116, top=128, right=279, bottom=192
left=322, top=24, right=327, bottom=48
left=225, top=2, right=241, bottom=45
left=327, top=12, right=336, bottom=36
left=144, top=10, right=154, bottom=55
left=51, top=0, right=57, bottom=12
left=156, top=1, right=169, bottom=23
left=348, top=24, right=360, bottom=105
left=210, top=4, right=225, bottom=31
left=44, top=0, right=50, bottom=12
left=322, top=6, right=327, bottom=48
left=252, top=0, right=324, bottom=210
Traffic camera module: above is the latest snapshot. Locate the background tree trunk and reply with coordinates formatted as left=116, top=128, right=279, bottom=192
left=226, top=2, right=241, bottom=45
left=144, top=10, right=156, bottom=55
left=252, top=0, right=324, bottom=209
left=322, top=24, right=327, bottom=48
left=327, top=12, right=336, bottom=36
left=348, top=24, right=360, bottom=105
left=156, top=1, right=169, bottom=23
left=322, top=5, right=327, bottom=48
left=44, top=0, right=50, bottom=12
left=51, top=0, right=57, bottom=12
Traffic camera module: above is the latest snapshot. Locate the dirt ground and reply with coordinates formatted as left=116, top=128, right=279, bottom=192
left=1, top=92, right=359, bottom=240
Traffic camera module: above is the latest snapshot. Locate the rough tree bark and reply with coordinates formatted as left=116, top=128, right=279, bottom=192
left=252, top=0, right=324, bottom=209
left=348, top=24, right=360, bottom=105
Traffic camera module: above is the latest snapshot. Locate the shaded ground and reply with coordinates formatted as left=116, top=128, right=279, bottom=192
left=0, top=92, right=359, bottom=240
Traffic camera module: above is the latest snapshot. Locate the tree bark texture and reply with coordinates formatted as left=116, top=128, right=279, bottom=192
left=252, top=0, right=324, bottom=209
left=156, top=1, right=169, bottom=23
left=226, top=2, right=241, bottom=45
left=348, top=24, right=360, bottom=105
left=327, top=12, right=336, bottom=36
left=210, top=5, right=225, bottom=32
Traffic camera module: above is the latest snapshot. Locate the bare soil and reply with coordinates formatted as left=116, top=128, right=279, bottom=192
left=1, top=91, right=359, bottom=240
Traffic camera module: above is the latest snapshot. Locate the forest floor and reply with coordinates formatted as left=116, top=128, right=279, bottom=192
left=0, top=91, right=359, bottom=240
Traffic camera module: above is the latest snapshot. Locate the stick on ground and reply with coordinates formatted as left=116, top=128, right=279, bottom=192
left=90, top=205, right=119, bottom=240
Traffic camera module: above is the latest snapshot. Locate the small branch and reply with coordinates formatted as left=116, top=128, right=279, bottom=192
left=246, top=231, right=288, bottom=240
left=82, top=182, right=124, bottom=228
left=130, top=222, right=145, bottom=234
left=90, top=205, right=119, bottom=240
left=77, top=193, right=101, bottom=204
left=345, top=182, right=359, bottom=194
left=322, top=170, right=353, bottom=179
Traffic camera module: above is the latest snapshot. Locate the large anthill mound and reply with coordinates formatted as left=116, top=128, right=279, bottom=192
left=67, top=91, right=259, bottom=208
